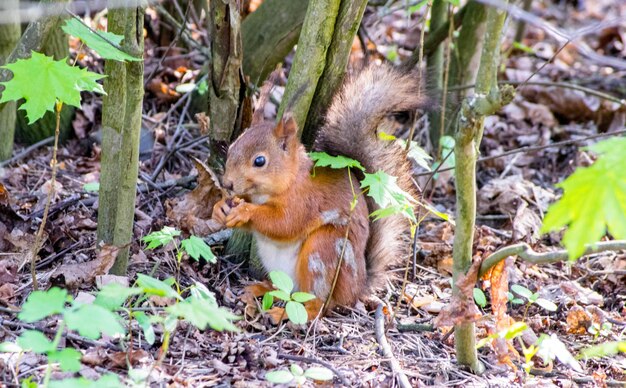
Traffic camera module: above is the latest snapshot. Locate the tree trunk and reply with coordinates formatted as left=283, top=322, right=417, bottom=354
left=242, top=0, right=309, bottom=86
left=207, top=0, right=244, bottom=143
left=276, top=0, right=341, bottom=133
left=452, top=2, right=512, bottom=373
left=0, top=0, right=20, bottom=161
left=97, top=4, right=145, bottom=276
left=302, top=0, right=368, bottom=145
left=426, top=0, right=447, bottom=150
left=15, top=0, right=73, bottom=145
left=448, top=1, right=487, bottom=102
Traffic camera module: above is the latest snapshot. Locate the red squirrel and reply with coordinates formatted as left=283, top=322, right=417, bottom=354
left=212, top=65, right=425, bottom=320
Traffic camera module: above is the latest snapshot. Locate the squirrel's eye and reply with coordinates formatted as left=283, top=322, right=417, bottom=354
left=253, top=156, right=266, bottom=167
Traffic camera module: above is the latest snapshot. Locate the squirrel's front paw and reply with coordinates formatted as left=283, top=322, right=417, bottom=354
left=225, top=202, right=254, bottom=228
left=212, top=197, right=243, bottom=226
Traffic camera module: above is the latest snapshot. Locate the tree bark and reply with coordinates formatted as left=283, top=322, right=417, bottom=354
left=426, top=0, right=447, bottom=149
left=0, top=0, right=20, bottom=161
left=452, top=2, right=512, bottom=373
left=207, top=0, right=244, bottom=143
left=276, top=0, right=341, bottom=133
left=97, top=4, right=145, bottom=276
left=242, top=0, right=309, bottom=86
left=302, top=0, right=368, bottom=145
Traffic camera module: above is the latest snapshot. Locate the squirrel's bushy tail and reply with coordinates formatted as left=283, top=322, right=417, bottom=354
left=313, top=64, right=426, bottom=291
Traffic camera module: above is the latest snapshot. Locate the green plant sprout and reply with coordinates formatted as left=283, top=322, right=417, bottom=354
left=473, top=287, right=487, bottom=308
left=262, top=271, right=316, bottom=325
left=0, top=275, right=238, bottom=387
left=265, top=363, right=334, bottom=385
left=588, top=321, right=613, bottom=340
left=509, top=284, right=558, bottom=316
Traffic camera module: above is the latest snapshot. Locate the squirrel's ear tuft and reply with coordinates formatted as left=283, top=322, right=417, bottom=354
left=274, top=115, right=298, bottom=139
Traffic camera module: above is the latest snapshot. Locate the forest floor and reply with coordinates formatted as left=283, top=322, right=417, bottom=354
left=1, top=0, right=625, bottom=387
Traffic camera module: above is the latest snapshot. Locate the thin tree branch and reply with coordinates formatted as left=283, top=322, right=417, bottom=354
left=479, top=240, right=626, bottom=278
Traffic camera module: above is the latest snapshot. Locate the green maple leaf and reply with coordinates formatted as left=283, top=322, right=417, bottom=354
left=64, top=304, right=125, bottom=340
left=62, top=18, right=141, bottom=62
left=309, top=152, right=365, bottom=171
left=167, top=297, right=240, bottom=332
left=19, top=288, right=68, bottom=323
left=541, top=137, right=626, bottom=259
left=142, top=226, right=181, bottom=249
left=361, top=171, right=417, bottom=209
left=0, top=52, right=105, bottom=124
left=180, top=236, right=216, bottom=263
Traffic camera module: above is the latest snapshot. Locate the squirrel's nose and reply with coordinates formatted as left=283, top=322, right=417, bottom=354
left=222, top=179, right=234, bottom=191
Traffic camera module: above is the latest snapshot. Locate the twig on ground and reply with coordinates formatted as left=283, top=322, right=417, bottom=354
left=277, top=353, right=350, bottom=386
left=374, top=304, right=412, bottom=388
left=0, top=136, right=54, bottom=168
left=479, top=240, right=626, bottom=278
left=397, top=323, right=434, bottom=332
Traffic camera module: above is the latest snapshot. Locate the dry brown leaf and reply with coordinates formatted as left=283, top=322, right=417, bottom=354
left=0, top=260, right=18, bottom=285
left=165, top=157, right=224, bottom=235
left=0, top=183, right=8, bottom=205
left=108, top=349, right=151, bottom=368
left=566, top=305, right=592, bottom=334
left=50, top=244, right=121, bottom=288
left=433, top=259, right=482, bottom=328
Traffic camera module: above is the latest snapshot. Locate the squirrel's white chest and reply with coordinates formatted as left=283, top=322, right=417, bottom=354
left=253, top=232, right=302, bottom=290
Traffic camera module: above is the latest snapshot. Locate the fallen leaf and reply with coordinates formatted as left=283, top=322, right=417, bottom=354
left=434, top=258, right=482, bottom=327
left=165, top=157, right=224, bottom=235
left=50, top=244, right=121, bottom=288
left=108, top=349, right=151, bottom=368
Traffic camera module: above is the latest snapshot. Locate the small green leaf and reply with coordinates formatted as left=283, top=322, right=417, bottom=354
left=535, top=298, right=558, bottom=312
left=142, top=226, right=181, bottom=249
left=262, top=292, right=274, bottom=311
left=20, top=376, right=37, bottom=388
left=17, top=330, right=54, bottom=353
left=291, top=292, right=316, bottom=303
left=49, top=348, right=82, bottom=372
left=94, top=283, right=143, bottom=310
left=501, top=322, right=528, bottom=340
left=265, top=370, right=294, bottom=384
left=0, top=342, right=22, bottom=353
left=304, top=366, right=334, bottom=381
left=268, top=290, right=291, bottom=302
left=511, top=284, right=533, bottom=300
left=0, top=52, right=105, bottom=124
left=180, top=236, right=216, bottom=263
left=385, top=45, right=399, bottom=63
left=269, top=271, right=294, bottom=294
left=473, top=288, right=487, bottom=308
left=512, top=41, right=535, bottom=54
left=407, top=0, right=429, bottom=14
left=64, top=304, right=125, bottom=340
left=443, top=0, right=460, bottom=6
left=309, top=152, right=365, bottom=171
left=578, top=341, right=626, bottom=359
left=82, top=182, right=99, bottom=192
left=290, top=363, right=304, bottom=376
left=197, top=80, right=208, bottom=95
left=399, top=139, right=432, bottom=171
left=285, top=301, right=307, bottom=325
left=62, top=18, right=141, bottom=62
left=135, top=274, right=181, bottom=300
left=19, top=288, right=68, bottom=322
left=166, top=297, right=240, bottom=332
left=133, top=311, right=156, bottom=345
